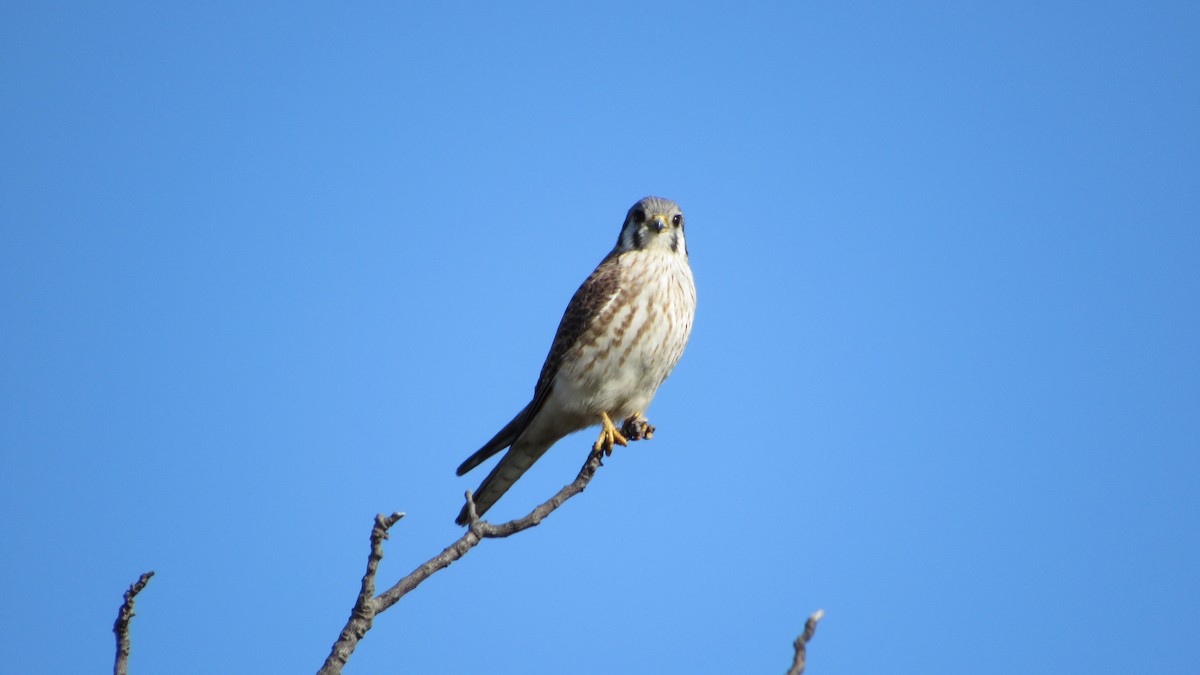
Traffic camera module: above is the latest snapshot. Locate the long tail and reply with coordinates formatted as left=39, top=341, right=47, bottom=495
left=456, top=437, right=553, bottom=526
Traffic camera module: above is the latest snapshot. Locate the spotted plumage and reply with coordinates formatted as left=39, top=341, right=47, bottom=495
left=455, top=196, right=696, bottom=525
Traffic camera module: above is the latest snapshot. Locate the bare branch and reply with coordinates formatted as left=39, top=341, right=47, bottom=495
left=317, top=448, right=606, bottom=674
left=113, top=571, right=155, bottom=675
left=785, top=609, right=825, bottom=675
left=374, top=448, right=604, bottom=611
left=317, top=513, right=404, bottom=675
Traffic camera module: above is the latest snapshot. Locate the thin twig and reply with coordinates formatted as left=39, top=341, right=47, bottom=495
left=374, top=448, right=604, bottom=613
left=113, top=571, right=155, bottom=675
left=316, top=448, right=606, bottom=674
left=317, top=513, right=404, bottom=675
left=786, top=609, right=825, bottom=675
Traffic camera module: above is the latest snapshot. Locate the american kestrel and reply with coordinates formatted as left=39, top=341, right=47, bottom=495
left=455, top=196, right=696, bottom=525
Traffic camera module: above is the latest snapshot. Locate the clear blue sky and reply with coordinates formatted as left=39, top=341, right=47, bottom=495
left=2, top=2, right=1198, bottom=673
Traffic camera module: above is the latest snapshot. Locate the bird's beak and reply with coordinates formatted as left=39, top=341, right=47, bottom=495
left=651, top=214, right=668, bottom=233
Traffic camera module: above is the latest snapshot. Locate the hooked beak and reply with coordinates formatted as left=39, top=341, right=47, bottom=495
left=651, top=214, right=668, bottom=233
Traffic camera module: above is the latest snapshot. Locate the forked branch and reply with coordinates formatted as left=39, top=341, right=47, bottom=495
left=113, top=445, right=825, bottom=674
left=316, top=448, right=607, bottom=674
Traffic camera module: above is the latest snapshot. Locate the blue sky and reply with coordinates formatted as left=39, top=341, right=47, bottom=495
left=2, top=2, right=1198, bottom=673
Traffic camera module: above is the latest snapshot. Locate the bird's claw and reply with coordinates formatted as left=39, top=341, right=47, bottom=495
left=593, top=412, right=628, bottom=456
left=621, top=413, right=655, bottom=442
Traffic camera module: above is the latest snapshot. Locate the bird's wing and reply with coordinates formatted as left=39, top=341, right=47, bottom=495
left=526, top=250, right=624, bottom=426
left=455, top=251, right=624, bottom=478
left=455, top=401, right=532, bottom=476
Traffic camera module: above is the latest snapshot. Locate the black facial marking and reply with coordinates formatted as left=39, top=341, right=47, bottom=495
left=630, top=208, right=646, bottom=224
left=633, top=227, right=645, bottom=249
left=669, top=232, right=678, bottom=252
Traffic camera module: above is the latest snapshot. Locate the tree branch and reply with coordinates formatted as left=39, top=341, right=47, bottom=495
left=785, top=609, right=825, bottom=675
left=317, top=448, right=607, bottom=674
left=317, top=512, right=404, bottom=674
left=113, top=570, right=155, bottom=675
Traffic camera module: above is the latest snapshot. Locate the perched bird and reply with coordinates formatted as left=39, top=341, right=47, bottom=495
left=455, top=196, right=697, bottom=525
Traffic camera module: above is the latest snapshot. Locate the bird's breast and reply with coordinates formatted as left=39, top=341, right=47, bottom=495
left=556, top=251, right=695, bottom=416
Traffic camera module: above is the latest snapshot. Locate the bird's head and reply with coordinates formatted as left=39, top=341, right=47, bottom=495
left=617, top=196, right=687, bottom=256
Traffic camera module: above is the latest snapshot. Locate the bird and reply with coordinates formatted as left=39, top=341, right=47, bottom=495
left=455, top=196, right=696, bottom=526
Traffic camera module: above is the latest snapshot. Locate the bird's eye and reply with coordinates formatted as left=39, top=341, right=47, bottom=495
left=631, top=208, right=646, bottom=224
left=671, top=214, right=683, bottom=228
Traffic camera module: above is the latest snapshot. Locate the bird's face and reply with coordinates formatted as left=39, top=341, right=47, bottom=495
left=617, top=196, right=687, bottom=257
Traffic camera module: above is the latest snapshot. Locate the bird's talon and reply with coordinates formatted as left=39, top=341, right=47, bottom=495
left=594, top=412, right=629, bottom=456
left=621, top=414, right=656, bottom=442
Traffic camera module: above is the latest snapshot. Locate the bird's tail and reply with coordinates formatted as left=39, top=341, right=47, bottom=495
left=455, top=438, right=553, bottom=526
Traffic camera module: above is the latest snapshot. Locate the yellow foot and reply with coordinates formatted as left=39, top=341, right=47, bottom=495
left=593, top=411, right=629, bottom=456
left=621, top=413, right=655, bottom=442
